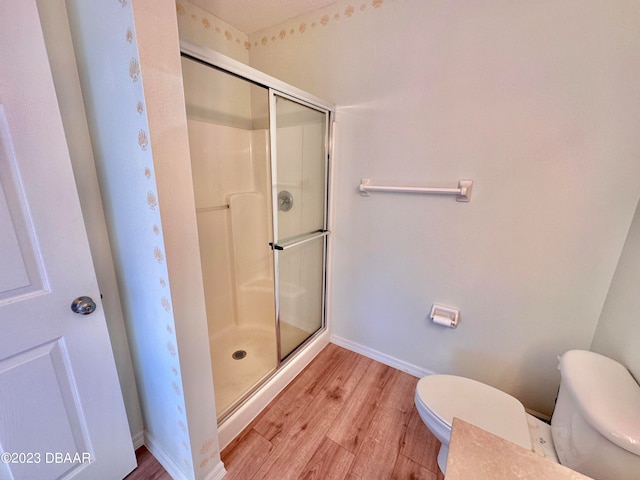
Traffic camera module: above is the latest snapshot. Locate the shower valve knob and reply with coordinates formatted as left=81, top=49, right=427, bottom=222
left=278, top=190, right=293, bottom=212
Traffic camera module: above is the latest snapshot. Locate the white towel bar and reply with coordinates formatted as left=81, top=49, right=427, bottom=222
left=358, top=178, right=473, bottom=202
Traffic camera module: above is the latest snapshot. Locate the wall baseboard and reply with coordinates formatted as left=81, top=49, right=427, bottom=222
left=203, top=460, right=227, bottom=480
left=330, top=335, right=554, bottom=421
left=132, top=430, right=145, bottom=450
left=144, top=433, right=189, bottom=480
left=330, top=335, right=436, bottom=378
left=526, top=407, right=552, bottom=423
left=143, top=431, right=227, bottom=480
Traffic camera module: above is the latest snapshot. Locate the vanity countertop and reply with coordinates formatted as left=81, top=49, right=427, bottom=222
left=445, top=417, right=593, bottom=479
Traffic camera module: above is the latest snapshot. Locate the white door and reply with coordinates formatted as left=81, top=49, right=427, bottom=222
left=0, top=2, right=136, bottom=480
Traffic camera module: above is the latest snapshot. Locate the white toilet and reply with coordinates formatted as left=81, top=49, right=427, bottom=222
left=414, top=350, right=640, bottom=479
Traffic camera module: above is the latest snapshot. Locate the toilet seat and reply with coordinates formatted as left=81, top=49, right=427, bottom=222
left=415, top=375, right=532, bottom=451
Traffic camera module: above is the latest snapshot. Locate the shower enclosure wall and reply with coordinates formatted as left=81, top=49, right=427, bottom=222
left=180, top=45, right=332, bottom=424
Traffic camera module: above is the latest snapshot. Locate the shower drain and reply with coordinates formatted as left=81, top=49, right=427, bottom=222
left=232, top=350, right=247, bottom=360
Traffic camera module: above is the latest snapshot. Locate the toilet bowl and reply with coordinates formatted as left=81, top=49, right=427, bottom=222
left=414, top=374, right=533, bottom=473
left=414, top=350, right=640, bottom=479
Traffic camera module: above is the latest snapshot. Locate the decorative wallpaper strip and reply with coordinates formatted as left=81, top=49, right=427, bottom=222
left=250, top=0, right=389, bottom=49
left=129, top=58, right=140, bottom=81
left=176, top=1, right=249, bottom=63
left=117, top=1, right=192, bottom=472
left=176, top=0, right=390, bottom=54
left=192, top=10, right=247, bottom=48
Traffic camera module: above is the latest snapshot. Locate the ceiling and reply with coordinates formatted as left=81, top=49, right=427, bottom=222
left=189, top=0, right=340, bottom=34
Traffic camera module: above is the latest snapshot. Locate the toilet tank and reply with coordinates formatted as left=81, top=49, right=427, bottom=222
left=551, top=350, right=640, bottom=480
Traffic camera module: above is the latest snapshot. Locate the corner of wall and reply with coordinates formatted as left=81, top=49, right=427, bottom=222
left=176, top=0, right=250, bottom=64
left=132, top=0, right=223, bottom=477
left=38, top=0, right=144, bottom=441
left=67, top=0, right=222, bottom=478
left=590, top=195, right=640, bottom=379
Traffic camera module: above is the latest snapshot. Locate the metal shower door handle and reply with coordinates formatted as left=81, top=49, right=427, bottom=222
left=270, top=230, right=330, bottom=251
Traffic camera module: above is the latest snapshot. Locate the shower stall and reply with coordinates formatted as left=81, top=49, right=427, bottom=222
left=180, top=44, right=332, bottom=423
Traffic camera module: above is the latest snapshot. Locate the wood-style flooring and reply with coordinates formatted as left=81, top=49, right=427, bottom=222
left=125, top=445, right=171, bottom=480
left=222, top=343, right=445, bottom=480
left=126, top=343, right=445, bottom=479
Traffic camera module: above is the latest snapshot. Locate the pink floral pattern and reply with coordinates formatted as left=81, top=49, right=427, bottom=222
left=129, top=58, right=140, bottom=81
left=175, top=0, right=388, bottom=52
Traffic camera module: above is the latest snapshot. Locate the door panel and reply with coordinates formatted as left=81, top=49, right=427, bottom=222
left=273, top=95, right=328, bottom=241
left=0, top=121, right=46, bottom=302
left=181, top=54, right=279, bottom=419
left=0, top=340, right=91, bottom=480
left=271, top=93, right=329, bottom=360
left=0, top=2, right=135, bottom=479
left=278, top=236, right=326, bottom=359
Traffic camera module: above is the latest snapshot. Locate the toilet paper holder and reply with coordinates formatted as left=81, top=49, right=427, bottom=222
left=430, top=304, right=459, bottom=328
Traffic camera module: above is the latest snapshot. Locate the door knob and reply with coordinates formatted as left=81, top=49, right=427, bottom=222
left=71, top=296, right=97, bottom=315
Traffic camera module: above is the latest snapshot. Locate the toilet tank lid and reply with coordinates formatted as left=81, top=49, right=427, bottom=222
left=559, top=350, right=640, bottom=456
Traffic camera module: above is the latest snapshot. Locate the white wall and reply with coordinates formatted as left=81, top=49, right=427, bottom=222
left=67, top=1, right=223, bottom=478
left=38, top=0, right=143, bottom=442
left=248, top=0, right=640, bottom=415
left=591, top=198, right=640, bottom=380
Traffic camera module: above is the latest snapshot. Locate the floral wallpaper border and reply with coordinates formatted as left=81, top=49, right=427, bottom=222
left=176, top=0, right=249, bottom=59
left=250, top=0, right=386, bottom=49
left=176, top=0, right=389, bottom=51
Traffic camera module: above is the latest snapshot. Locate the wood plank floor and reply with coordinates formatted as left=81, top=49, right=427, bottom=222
left=126, top=343, right=445, bottom=479
left=222, top=343, right=445, bottom=480
left=125, top=446, right=172, bottom=480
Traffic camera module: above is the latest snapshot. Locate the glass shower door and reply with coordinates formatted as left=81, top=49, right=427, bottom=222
left=270, top=93, right=330, bottom=360
left=181, top=54, right=278, bottom=420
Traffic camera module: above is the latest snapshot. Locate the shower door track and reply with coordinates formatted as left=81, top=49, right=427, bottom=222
left=268, top=87, right=332, bottom=365
left=180, top=41, right=333, bottom=111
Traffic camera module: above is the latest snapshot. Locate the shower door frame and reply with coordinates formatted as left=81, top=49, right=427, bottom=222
left=180, top=41, right=334, bottom=445
left=268, top=89, right=332, bottom=362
